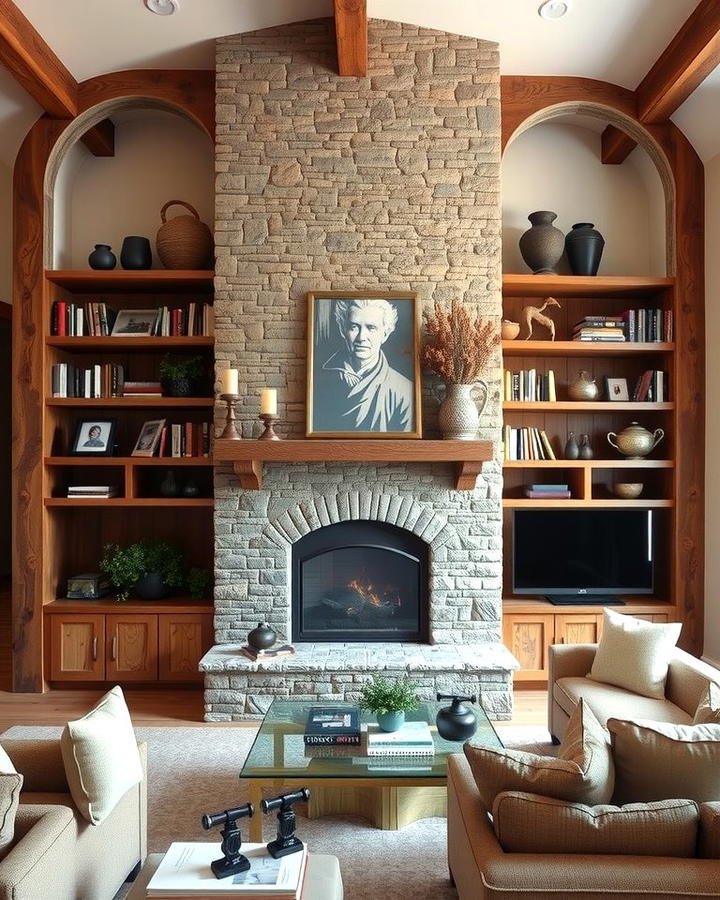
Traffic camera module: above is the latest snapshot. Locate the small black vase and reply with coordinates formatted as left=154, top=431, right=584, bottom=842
left=120, top=236, right=152, bottom=270
left=247, top=622, right=276, bottom=651
left=436, top=693, right=478, bottom=741
left=159, top=470, right=179, bottom=497
left=135, top=573, right=171, bottom=600
left=88, top=244, right=116, bottom=270
left=565, top=222, right=605, bottom=276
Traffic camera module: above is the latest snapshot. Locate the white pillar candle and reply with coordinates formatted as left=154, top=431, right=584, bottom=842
left=220, top=368, right=238, bottom=395
left=260, top=388, right=277, bottom=415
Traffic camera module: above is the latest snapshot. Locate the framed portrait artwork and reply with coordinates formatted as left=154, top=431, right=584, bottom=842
left=306, top=291, right=422, bottom=438
left=131, top=419, right=166, bottom=457
left=70, top=419, right=117, bottom=456
left=111, top=309, right=157, bottom=337
left=605, top=376, right=629, bottom=402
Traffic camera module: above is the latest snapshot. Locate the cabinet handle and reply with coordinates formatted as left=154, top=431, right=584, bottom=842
left=111, top=635, right=117, bottom=660
left=92, top=636, right=98, bottom=660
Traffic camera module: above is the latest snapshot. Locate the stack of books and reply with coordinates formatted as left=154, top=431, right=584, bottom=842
left=366, top=721, right=435, bottom=757
left=503, top=368, right=557, bottom=402
left=239, top=643, right=296, bottom=662
left=632, top=369, right=667, bottom=402
left=146, top=842, right=307, bottom=898
left=524, top=483, right=571, bottom=500
left=123, top=380, right=163, bottom=398
left=303, top=706, right=361, bottom=747
left=573, top=315, right=626, bottom=342
left=503, top=426, right=556, bottom=461
left=67, top=485, right=119, bottom=499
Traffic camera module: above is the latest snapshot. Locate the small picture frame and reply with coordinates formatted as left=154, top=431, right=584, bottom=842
left=605, top=376, right=629, bottom=402
left=131, top=419, right=166, bottom=457
left=70, top=419, right=116, bottom=456
left=111, top=309, right=157, bottom=337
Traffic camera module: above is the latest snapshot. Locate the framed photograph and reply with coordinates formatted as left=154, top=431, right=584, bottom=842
left=70, top=419, right=116, bottom=456
left=131, top=419, right=166, bottom=457
left=605, top=376, right=629, bottom=402
left=111, top=309, right=157, bottom=337
left=306, top=291, right=422, bottom=438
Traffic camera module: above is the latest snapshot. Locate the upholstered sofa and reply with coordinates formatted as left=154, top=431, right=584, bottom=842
left=0, top=738, right=147, bottom=900
left=549, top=643, right=720, bottom=742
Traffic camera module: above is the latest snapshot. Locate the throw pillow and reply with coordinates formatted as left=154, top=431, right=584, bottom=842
left=699, top=802, right=720, bottom=859
left=588, top=608, right=681, bottom=699
left=492, top=791, right=698, bottom=857
left=694, top=682, right=720, bottom=725
left=607, top=718, right=720, bottom=803
left=0, top=744, right=23, bottom=860
left=464, top=699, right=614, bottom=808
left=60, top=685, right=143, bottom=825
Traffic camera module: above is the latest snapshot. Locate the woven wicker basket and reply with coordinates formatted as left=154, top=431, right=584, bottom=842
left=156, top=200, right=213, bottom=269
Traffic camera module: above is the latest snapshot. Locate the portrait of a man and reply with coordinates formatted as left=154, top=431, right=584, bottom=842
left=307, top=292, right=421, bottom=437
left=70, top=419, right=116, bottom=456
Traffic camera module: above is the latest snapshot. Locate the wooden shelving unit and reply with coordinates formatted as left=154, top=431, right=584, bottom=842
left=41, top=268, right=216, bottom=684
left=501, top=272, right=686, bottom=678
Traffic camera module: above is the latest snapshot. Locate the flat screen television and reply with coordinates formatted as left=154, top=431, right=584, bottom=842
left=512, top=509, right=654, bottom=605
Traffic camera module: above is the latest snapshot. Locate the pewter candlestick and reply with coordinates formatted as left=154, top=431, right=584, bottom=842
left=219, top=393, right=241, bottom=440
left=258, top=413, right=280, bottom=441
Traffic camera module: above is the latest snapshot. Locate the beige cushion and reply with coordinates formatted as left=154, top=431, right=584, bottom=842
left=554, top=676, right=691, bottom=727
left=492, top=791, right=699, bottom=857
left=60, top=685, right=143, bottom=824
left=699, top=802, right=720, bottom=858
left=607, top=718, right=720, bottom=803
left=694, top=682, right=720, bottom=725
left=0, top=744, right=23, bottom=859
left=588, top=608, right=682, bottom=699
left=464, top=699, right=613, bottom=807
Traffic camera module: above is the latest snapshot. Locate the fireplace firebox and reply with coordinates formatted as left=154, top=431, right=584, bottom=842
left=292, top=520, right=429, bottom=642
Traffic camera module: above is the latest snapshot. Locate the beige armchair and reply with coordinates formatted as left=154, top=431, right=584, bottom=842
left=0, top=738, right=147, bottom=900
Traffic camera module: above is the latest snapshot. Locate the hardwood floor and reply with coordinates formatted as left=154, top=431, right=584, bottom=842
left=0, top=583, right=547, bottom=730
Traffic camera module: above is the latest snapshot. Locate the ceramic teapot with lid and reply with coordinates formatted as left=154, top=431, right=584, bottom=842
left=607, top=422, right=664, bottom=459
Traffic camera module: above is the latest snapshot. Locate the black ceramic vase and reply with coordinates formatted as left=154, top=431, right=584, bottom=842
left=135, top=573, right=171, bottom=600
left=120, top=236, right=153, bottom=270
left=247, top=622, right=276, bottom=651
left=435, top=693, right=478, bottom=741
left=518, top=210, right=565, bottom=274
left=88, top=244, right=116, bottom=270
left=159, top=470, right=179, bottom=497
left=565, top=222, right=605, bottom=276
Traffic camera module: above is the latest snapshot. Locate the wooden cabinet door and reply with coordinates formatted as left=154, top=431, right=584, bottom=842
left=503, top=614, right=555, bottom=680
left=554, top=613, right=603, bottom=646
left=158, top=614, right=213, bottom=682
left=106, top=614, right=158, bottom=681
left=49, top=614, right=105, bottom=681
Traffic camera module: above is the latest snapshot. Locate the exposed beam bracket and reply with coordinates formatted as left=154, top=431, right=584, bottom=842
left=333, top=0, right=368, bottom=77
left=601, top=124, right=637, bottom=165
left=80, top=118, right=115, bottom=157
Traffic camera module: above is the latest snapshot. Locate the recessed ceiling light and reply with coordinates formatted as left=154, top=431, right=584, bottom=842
left=538, top=0, right=570, bottom=20
left=144, top=0, right=179, bottom=15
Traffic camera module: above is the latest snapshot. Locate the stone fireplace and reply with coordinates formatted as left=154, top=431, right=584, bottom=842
left=202, top=18, right=517, bottom=719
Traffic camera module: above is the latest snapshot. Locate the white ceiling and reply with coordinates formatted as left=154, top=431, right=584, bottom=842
left=1, top=0, right=717, bottom=164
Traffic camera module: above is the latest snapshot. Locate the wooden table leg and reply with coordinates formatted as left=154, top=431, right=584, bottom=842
left=248, top=781, right=264, bottom=842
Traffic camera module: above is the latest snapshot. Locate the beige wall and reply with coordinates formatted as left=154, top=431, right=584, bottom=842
left=502, top=121, right=666, bottom=275
left=705, top=151, right=720, bottom=665
left=53, top=110, right=214, bottom=269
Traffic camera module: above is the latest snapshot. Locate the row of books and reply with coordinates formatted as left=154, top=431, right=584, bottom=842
left=154, top=303, right=214, bottom=336
left=503, top=426, right=557, bottom=461
left=50, top=301, right=214, bottom=337
left=51, top=363, right=125, bottom=398
left=157, top=422, right=211, bottom=458
left=524, top=482, right=571, bottom=499
left=503, top=368, right=557, bottom=402
left=633, top=369, right=667, bottom=402
left=51, top=301, right=117, bottom=336
left=66, top=485, right=119, bottom=499
left=571, top=310, right=673, bottom=343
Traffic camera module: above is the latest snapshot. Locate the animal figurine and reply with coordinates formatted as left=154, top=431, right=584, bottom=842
left=522, top=296, right=562, bottom=340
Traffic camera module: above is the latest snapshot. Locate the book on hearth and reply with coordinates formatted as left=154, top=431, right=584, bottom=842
left=146, top=842, right=307, bottom=898
left=303, top=706, right=361, bottom=746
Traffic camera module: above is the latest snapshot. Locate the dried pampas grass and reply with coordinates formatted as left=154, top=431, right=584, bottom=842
left=421, top=299, right=498, bottom=384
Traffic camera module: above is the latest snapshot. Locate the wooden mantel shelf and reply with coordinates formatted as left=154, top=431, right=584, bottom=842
left=214, top=439, right=494, bottom=490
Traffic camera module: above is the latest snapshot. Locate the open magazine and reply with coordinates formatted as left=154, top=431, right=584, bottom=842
left=146, top=842, right=307, bottom=898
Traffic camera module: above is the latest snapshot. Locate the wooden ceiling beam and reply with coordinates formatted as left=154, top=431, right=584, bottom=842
left=602, top=0, right=720, bottom=164
left=333, top=0, right=368, bottom=77
left=0, top=0, right=114, bottom=157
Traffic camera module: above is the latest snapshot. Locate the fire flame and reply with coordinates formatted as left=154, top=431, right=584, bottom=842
left=347, top=577, right=401, bottom=608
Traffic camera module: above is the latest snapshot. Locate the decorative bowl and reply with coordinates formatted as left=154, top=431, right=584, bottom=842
left=612, top=482, right=643, bottom=499
left=501, top=320, right=520, bottom=340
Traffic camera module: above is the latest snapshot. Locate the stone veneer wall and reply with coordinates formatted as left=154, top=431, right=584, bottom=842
left=213, top=19, right=503, bottom=648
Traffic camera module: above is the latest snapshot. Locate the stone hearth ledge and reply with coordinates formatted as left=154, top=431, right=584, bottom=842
left=201, top=641, right=518, bottom=721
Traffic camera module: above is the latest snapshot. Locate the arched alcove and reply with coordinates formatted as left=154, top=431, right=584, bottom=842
left=502, top=117, right=666, bottom=276
left=45, top=99, right=214, bottom=269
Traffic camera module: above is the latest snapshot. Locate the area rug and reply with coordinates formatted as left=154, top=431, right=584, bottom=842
left=2, top=723, right=555, bottom=899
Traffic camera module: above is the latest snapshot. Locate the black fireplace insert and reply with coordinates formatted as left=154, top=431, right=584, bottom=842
left=292, top=520, right=428, bottom=642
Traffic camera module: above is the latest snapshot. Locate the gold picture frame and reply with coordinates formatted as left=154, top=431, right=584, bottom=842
left=306, top=291, right=422, bottom=438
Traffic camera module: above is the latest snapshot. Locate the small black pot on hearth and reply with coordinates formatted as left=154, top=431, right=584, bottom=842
left=435, top=693, right=478, bottom=741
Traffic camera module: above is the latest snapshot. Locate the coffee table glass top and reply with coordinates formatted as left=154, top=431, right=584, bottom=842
left=239, top=699, right=503, bottom=780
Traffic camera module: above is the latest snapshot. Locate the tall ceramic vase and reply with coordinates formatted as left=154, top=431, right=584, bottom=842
left=519, top=211, right=565, bottom=274
left=565, top=222, right=605, bottom=276
left=436, top=382, right=488, bottom=440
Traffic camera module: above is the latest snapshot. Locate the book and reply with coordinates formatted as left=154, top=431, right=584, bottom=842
left=366, top=721, right=435, bottom=756
left=146, top=841, right=307, bottom=898
left=524, top=490, right=571, bottom=499
left=240, top=644, right=296, bottom=661
left=304, top=706, right=361, bottom=746
left=529, top=484, right=569, bottom=492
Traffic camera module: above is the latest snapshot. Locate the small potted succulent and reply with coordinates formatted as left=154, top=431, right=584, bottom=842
left=100, top=539, right=209, bottom=602
left=359, top=675, right=419, bottom=732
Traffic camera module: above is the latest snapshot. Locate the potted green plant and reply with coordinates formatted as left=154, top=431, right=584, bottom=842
left=100, top=540, right=209, bottom=601
left=159, top=354, right=208, bottom=398
left=359, top=675, right=419, bottom=732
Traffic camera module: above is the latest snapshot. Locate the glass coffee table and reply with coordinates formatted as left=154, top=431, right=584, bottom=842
left=240, top=698, right=502, bottom=840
